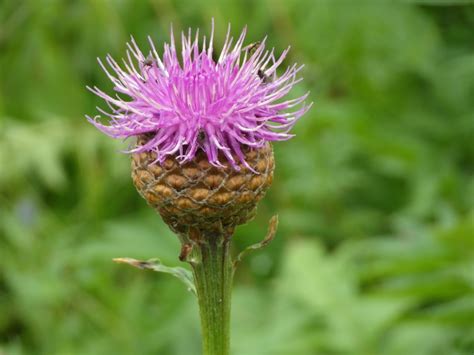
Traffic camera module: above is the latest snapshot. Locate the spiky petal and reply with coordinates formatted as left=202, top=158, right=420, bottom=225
left=87, top=22, right=311, bottom=170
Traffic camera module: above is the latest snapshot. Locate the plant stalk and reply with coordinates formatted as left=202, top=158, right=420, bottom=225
left=191, top=232, right=233, bottom=355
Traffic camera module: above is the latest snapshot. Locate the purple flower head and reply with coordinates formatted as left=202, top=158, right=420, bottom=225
left=87, top=21, right=311, bottom=170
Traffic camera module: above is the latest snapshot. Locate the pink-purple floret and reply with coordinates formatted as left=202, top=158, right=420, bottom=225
left=86, top=22, right=311, bottom=170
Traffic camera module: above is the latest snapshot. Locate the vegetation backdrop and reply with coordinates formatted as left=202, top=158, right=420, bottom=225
left=1, top=1, right=473, bottom=354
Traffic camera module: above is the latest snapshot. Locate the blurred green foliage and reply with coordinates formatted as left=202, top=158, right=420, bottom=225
left=1, top=1, right=473, bottom=354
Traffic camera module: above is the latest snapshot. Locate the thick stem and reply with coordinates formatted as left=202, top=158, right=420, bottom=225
left=191, top=232, right=233, bottom=355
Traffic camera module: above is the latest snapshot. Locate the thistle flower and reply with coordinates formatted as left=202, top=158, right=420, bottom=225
left=87, top=22, right=310, bottom=234
left=87, top=22, right=310, bottom=170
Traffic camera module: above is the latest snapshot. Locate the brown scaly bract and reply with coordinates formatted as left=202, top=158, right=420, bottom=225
left=132, top=135, right=274, bottom=236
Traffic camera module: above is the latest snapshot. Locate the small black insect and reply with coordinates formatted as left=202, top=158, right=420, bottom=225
left=243, top=42, right=271, bottom=84
left=242, top=41, right=261, bottom=56
left=257, top=69, right=270, bottom=84
left=142, top=54, right=156, bottom=67
left=198, top=130, right=206, bottom=142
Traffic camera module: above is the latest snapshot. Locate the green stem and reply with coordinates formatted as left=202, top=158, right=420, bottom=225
left=191, top=232, right=233, bottom=355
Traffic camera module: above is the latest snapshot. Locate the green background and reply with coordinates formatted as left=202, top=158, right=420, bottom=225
left=1, top=1, right=473, bottom=354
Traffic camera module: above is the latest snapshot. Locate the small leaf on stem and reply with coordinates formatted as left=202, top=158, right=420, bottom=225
left=113, top=257, right=196, bottom=295
left=234, top=215, right=279, bottom=269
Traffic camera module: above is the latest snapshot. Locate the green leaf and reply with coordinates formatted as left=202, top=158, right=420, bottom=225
left=113, top=257, right=196, bottom=295
left=234, top=215, right=278, bottom=269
